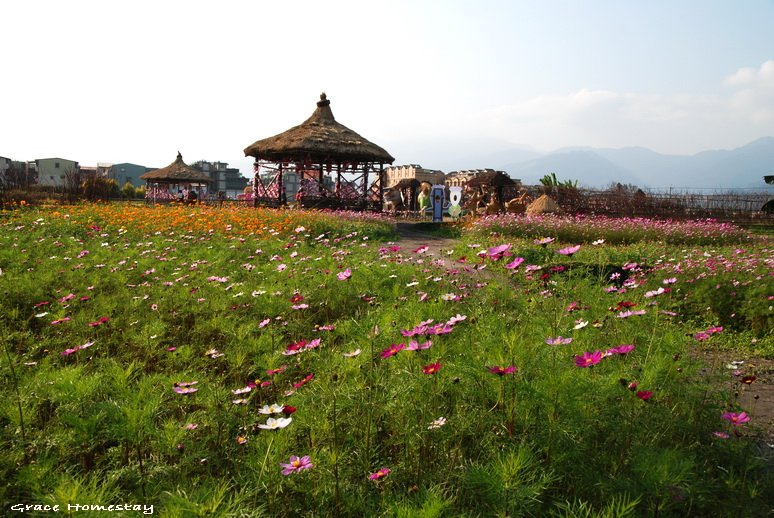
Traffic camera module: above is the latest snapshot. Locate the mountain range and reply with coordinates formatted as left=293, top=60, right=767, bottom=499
left=386, top=136, right=774, bottom=190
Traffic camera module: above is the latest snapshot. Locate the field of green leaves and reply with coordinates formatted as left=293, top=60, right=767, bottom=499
left=1, top=205, right=771, bottom=517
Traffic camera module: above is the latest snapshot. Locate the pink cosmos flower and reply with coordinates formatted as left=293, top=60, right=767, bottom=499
left=259, top=318, right=271, bottom=328
left=505, top=257, right=525, bottom=269
left=280, top=455, right=313, bottom=475
left=283, top=340, right=307, bottom=356
left=422, top=362, right=442, bottom=375
left=447, top=314, right=467, bottom=326
left=545, top=336, right=573, bottom=345
left=557, top=245, right=581, bottom=256
left=406, top=339, right=432, bottom=351
left=488, top=365, right=517, bottom=376
left=369, top=467, right=391, bottom=480
left=266, top=365, right=287, bottom=375
left=713, top=431, right=730, bottom=439
left=487, top=243, right=511, bottom=260
left=50, top=317, right=71, bottom=325
left=58, top=293, right=76, bottom=304
left=616, top=309, right=646, bottom=318
left=413, top=245, right=429, bottom=254
left=574, top=351, right=603, bottom=367
left=721, top=411, right=750, bottom=425
left=337, top=268, right=352, bottom=281
left=644, top=287, right=666, bottom=298
left=534, top=237, right=554, bottom=247
left=381, top=343, right=405, bottom=358
left=305, top=338, right=322, bottom=350
left=427, top=323, right=455, bottom=335
left=173, top=381, right=199, bottom=394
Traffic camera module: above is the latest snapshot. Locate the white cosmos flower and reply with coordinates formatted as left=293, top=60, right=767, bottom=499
left=428, top=417, right=447, bottom=429
left=258, top=417, right=292, bottom=430
left=343, top=349, right=361, bottom=358
left=573, top=320, right=589, bottom=330
left=258, top=404, right=285, bottom=414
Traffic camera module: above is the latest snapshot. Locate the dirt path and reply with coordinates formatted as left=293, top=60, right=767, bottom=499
left=393, top=222, right=460, bottom=256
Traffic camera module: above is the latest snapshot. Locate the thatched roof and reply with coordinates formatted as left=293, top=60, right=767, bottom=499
left=140, top=152, right=212, bottom=183
left=526, top=194, right=560, bottom=215
left=244, top=93, right=394, bottom=164
left=465, top=170, right=516, bottom=187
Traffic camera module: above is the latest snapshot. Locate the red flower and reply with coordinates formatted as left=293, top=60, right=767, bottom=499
left=293, top=373, right=314, bottom=389
left=636, top=390, right=653, bottom=401
left=422, top=362, right=442, bottom=375
left=282, top=405, right=297, bottom=416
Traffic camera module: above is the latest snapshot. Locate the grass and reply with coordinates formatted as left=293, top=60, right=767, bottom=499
left=0, top=204, right=771, bottom=516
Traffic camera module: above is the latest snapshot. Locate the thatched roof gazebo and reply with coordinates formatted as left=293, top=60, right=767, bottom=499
left=244, top=93, right=394, bottom=209
left=141, top=152, right=212, bottom=202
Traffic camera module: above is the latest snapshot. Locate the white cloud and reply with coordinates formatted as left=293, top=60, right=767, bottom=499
left=457, top=61, right=774, bottom=154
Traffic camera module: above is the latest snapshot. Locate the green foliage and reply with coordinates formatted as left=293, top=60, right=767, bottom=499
left=0, top=206, right=770, bottom=515
left=540, top=172, right=578, bottom=189
left=121, top=182, right=137, bottom=199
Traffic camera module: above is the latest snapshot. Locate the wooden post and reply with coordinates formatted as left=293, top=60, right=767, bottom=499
left=378, top=163, right=384, bottom=212
left=278, top=163, right=284, bottom=206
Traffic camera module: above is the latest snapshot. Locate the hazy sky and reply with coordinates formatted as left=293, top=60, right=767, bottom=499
left=2, top=0, right=773, bottom=174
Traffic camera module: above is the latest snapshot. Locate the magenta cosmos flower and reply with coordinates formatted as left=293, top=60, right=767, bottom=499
left=381, top=343, right=405, bottom=358
left=488, top=365, right=517, bottom=376
left=606, top=344, right=635, bottom=356
left=574, top=351, right=603, bottom=367
left=636, top=390, right=653, bottom=401
left=280, top=455, right=313, bottom=475
left=337, top=268, right=352, bottom=281
left=369, top=467, right=391, bottom=480
left=721, top=411, right=750, bottom=425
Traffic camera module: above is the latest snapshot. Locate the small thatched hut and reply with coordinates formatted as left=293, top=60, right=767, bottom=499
left=525, top=194, right=561, bottom=215
left=140, top=152, right=212, bottom=202
left=244, top=93, right=394, bottom=209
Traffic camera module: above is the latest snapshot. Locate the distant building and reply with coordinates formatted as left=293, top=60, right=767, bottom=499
left=384, top=164, right=445, bottom=189
left=109, top=163, right=155, bottom=187
left=191, top=160, right=249, bottom=198
left=0, top=156, right=10, bottom=184
left=30, top=158, right=79, bottom=188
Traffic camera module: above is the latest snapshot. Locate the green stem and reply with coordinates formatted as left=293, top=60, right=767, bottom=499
left=258, top=434, right=275, bottom=482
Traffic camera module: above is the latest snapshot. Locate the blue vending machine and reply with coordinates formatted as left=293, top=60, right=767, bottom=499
left=431, top=184, right=445, bottom=223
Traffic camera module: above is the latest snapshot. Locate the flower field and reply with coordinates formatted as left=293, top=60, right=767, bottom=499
left=1, top=205, right=772, bottom=516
